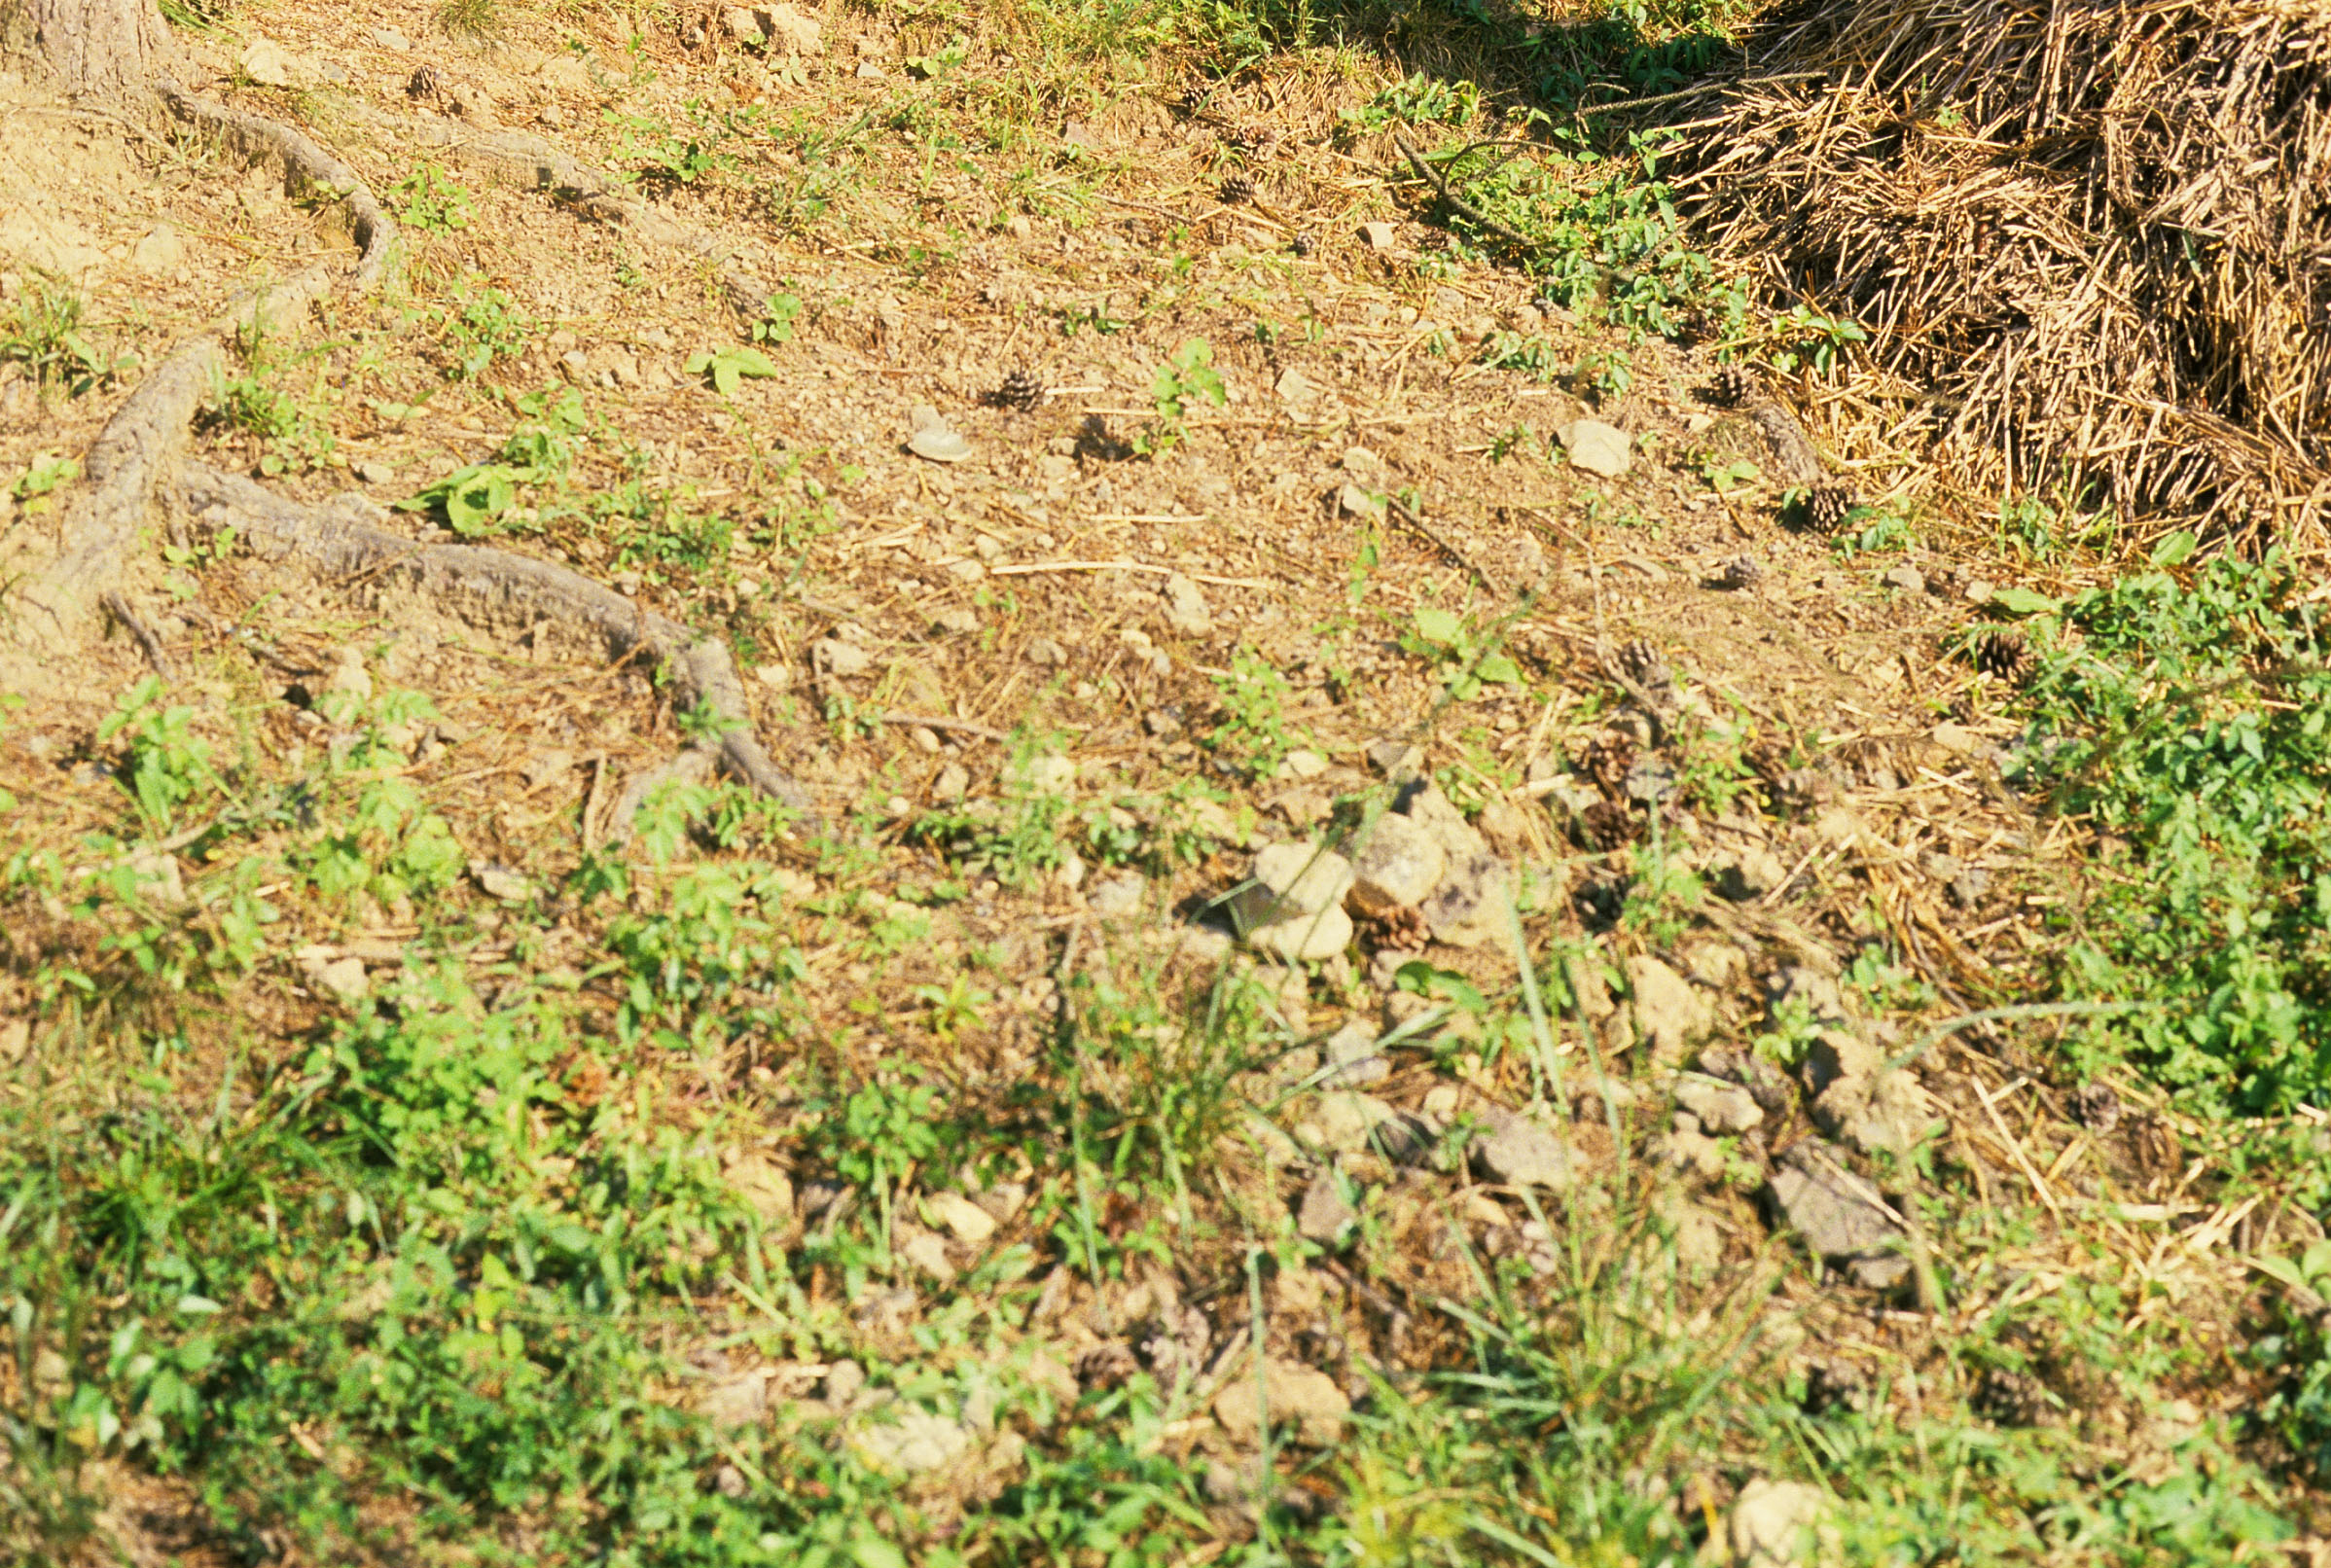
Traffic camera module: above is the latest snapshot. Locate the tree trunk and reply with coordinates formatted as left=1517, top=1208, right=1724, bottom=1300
left=17, top=0, right=169, bottom=100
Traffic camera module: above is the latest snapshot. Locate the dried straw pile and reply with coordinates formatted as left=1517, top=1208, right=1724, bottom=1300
left=1673, top=0, right=2331, bottom=551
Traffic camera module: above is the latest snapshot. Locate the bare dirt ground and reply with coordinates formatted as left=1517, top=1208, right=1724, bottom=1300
left=3, top=3, right=2323, bottom=1563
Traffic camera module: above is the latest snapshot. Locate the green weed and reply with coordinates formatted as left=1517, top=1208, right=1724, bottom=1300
left=0, top=273, right=123, bottom=397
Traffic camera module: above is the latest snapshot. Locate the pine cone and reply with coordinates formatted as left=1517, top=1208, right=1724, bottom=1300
left=1075, top=1341, right=1140, bottom=1391
left=1578, top=732, right=1636, bottom=799
left=1972, top=627, right=2032, bottom=680
left=1289, top=232, right=1314, bottom=258
left=1709, top=362, right=1756, bottom=407
left=1228, top=123, right=1278, bottom=155
left=1806, top=484, right=1856, bottom=532
left=1612, top=637, right=1671, bottom=694
left=1366, top=904, right=1429, bottom=952
left=2067, top=1083, right=2121, bottom=1133
left=1709, top=554, right=1764, bottom=590
left=1219, top=174, right=1255, bottom=205
left=407, top=64, right=444, bottom=99
left=1972, top=1367, right=2056, bottom=1428
left=991, top=367, right=1044, bottom=412
left=1173, top=84, right=1209, bottom=118
left=1579, top=798, right=1639, bottom=852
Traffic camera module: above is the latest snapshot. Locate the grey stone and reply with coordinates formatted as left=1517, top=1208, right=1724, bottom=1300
left=1246, top=904, right=1352, bottom=962
left=1558, top=419, right=1632, bottom=479
left=1714, top=844, right=1789, bottom=901
left=1317, top=1020, right=1388, bottom=1087
left=924, top=1191, right=996, bottom=1244
left=1237, top=841, right=1353, bottom=922
left=371, top=25, right=413, bottom=49
left=700, top=1369, right=770, bottom=1431
left=1675, top=1074, right=1765, bottom=1134
left=1627, top=955, right=1710, bottom=1066
left=239, top=38, right=298, bottom=86
left=1727, top=1479, right=1835, bottom=1568
left=1346, top=811, right=1446, bottom=916
left=1161, top=572, right=1213, bottom=635
left=852, top=1404, right=971, bottom=1474
left=1882, top=563, right=1925, bottom=595
left=1814, top=1070, right=1948, bottom=1158
left=908, top=406, right=973, bottom=463
left=1307, top=1091, right=1398, bottom=1156
left=1296, top=1170, right=1357, bottom=1246
left=1397, top=780, right=1488, bottom=863
left=1767, top=1143, right=1909, bottom=1290
left=1365, top=736, right=1424, bottom=779
left=1339, top=481, right=1386, bottom=520
left=1800, top=1028, right=1882, bottom=1097
left=1470, top=1107, right=1575, bottom=1192
left=813, top=637, right=872, bottom=677
left=1656, top=1115, right=1728, bottom=1183
left=1419, top=851, right=1510, bottom=948
left=1767, top=964, right=1846, bottom=1028
left=897, top=1229, right=955, bottom=1284
left=822, top=1359, right=866, bottom=1408
left=1088, top=873, right=1144, bottom=918
left=1211, top=1357, right=1350, bottom=1445
left=931, top=763, right=970, bottom=802
left=1357, top=220, right=1398, bottom=250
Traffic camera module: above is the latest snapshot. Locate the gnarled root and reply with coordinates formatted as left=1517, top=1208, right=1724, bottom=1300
left=176, top=464, right=814, bottom=821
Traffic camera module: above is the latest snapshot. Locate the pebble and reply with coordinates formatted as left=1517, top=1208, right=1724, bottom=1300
left=1766, top=1142, right=1909, bottom=1290
left=1470, top=1106, right=1575, bottom=1192
left=1558, top=418, right=1633, bottom=479
left=1088, top=873, right=1144, bottom=917
left=1726, top=1479, right=1835, bottom=1567
left=924, top=1191, right=996, bottom=1245
left=1347, top=810, right=1446, bottom=915
left=1211, top=1357, right=1350, bottom=1445
left=1626, top=954, right=1710, bottom=1065
left=1296, top=1169, right=1358, bottom=1245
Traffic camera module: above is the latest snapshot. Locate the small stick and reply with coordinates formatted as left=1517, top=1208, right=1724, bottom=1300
left=102, top=591, right=176, bottom=678
left=1392, top=134, right=1539, bottom=253
left=880, top=712, right=1007, bottom=742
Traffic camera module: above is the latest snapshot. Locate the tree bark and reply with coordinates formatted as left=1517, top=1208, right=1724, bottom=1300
left=18, top=0, right=169, bottom=100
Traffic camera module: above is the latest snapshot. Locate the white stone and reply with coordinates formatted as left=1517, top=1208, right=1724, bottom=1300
left=239, top=38, right=298, bottom=87
left=924, top=1191, right=996, bottom=1245
left=1626, top=954, right=1710, bottom=1065
left=1358, top=221, right=1398, bottom=250
left=1161, top=572, right=1212, bottom=635
left=1248, top=841, right=1353, bottom=916
left=1211, top=1358, right=1350, bottom=1445
left=1727, top=1479, right=1835, bottom=1568
left=1558, top=419, right=1633, bottom=479
left=1247, top=904, right=1352, bottom=963
left=539, top=55, right=592, bottom=91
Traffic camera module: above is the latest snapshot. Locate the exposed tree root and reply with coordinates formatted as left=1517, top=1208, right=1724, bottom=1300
left=11, top=82, right=398, bottom=648
left=8, top=81, right=810, bottom=831
left=177, top=463, right=814, bottom=820
left=400, top=117, right=771, bottom=317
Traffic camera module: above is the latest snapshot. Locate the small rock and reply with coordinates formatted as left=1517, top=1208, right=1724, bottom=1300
left=129, top=226, right=185, bottom=273
left=1022, top=752, right=1076, bottom=796
left=852, top=1405, right=972, bottom=1475
left=1296, top=1170, right=1357, bottom=1246
left=354, top=458, right=396, bottom=486
left=1088, top=873, right=1144, bottom=918
left=1161, top=572, right=1213, bottom=635
left=1882, top=563, right=1925, bottom=595
left=539, top=54, right=591, bottom=90
left=1241, top=841, right=1354, bottom=919
left=1247, top=904, right=1353, bottom=963
left=1929, top=720, right=1979, bottom=757
left=1656, top=1116, right=1728, bottom=1183
left=303, top=953, right=369, bottom=1003
left=1279, top=748, right=1328, bottom=780
left=238, top=38, right=298, bottom=87
left=726, top=1155, right=795, bottom=1227
left=1470, top=1106, right=1575, bottom=1192
left=1799, top=1028, right=1882, bottom=1098
left=1357, top=220, right=1398, bottom=250
left=924, top=1191, right=997, bottom=1245
left=1396, top=780, right=1489, bottom=863
left=1211, top=1357, right=1350, bottom=1445
left=699, top=1369, right=771, bottom=1431
left=1346, top=811, right=1447, bottom=916
left=908, top=405, right=973, bottom=463
left=1317, top=1020, right=1389, bottom=1087
left=1274, top=366, right=1321, bottom=409
left=1026, top=637, right=1067, bottom=666
left=371, top=26, right=412, bottom=49
left=1815, top=1069, right=1948, bottom=1158
left=468, top=861, right=532, bottom=903
left=1713, top=844, right=1789, bottom=902
left=897, top=1229, right=955, bottom=1284
left=1675, top=1074, right=1765, bottom=1135
left=1365, top=737, right=1423, bottom=779
left=933, top=606, right=981, bottom=635
left=823, top=1360, right=866, bottom=1408
left=1309, top=1090, right=1399, bottom=1156
left=931, top=763, right=970, bottom=802
left=1727, top=1479, right=1835, bottom=1568
left=1766, top=1142, right=1909, bottom=1290
left=1419, top=851, right=1511, bottom=949
left=326, top=648, right=373, bottom=705
left=1339, top=481, right=1386, bottom=520
left=813, top=637, right=872, bottom=677
left=1558, top=419, right=1633, bottom=479
left=1626, top=955, right=1710, bottom=1066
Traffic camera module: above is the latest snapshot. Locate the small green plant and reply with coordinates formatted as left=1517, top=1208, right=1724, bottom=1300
left=1767, top=303, right=1868, bottom=377
left=1136, top=338, right=1226, bottom=453
left=2, top=273, right=125, bottom=397
left=904, top=33, right=969, bottom=79
left=94, top=677, right=223, bottom=832
left=385, top=163, right=476, bottom=233
left=9, top=451, right=79, bottom=516
left=424, top=275, right=532, bottom=381
left=610, top=106, right=736, bottom=187
left=201, top=334, right=336, bottom=476
left=435, top=0, right=498, bottom=38
left=1572, top=346, right=1632, bottom=400
left=1342, top=71, right=1481, bottom=132
left=685, top=344, right=779, bottom=395
left=1403, top=606, right=1524, bottom=701
left=751, top=291, right=804, bottom=346
left=1700, top=454, right=1761, bottom=494
left=1833, top=506, right=1915, bottom=555
left=1204, top=647, right=1304, bottom=781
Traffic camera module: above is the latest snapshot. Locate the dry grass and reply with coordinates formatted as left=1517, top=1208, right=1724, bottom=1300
left=1670, top=0, right=2331, bottom=552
